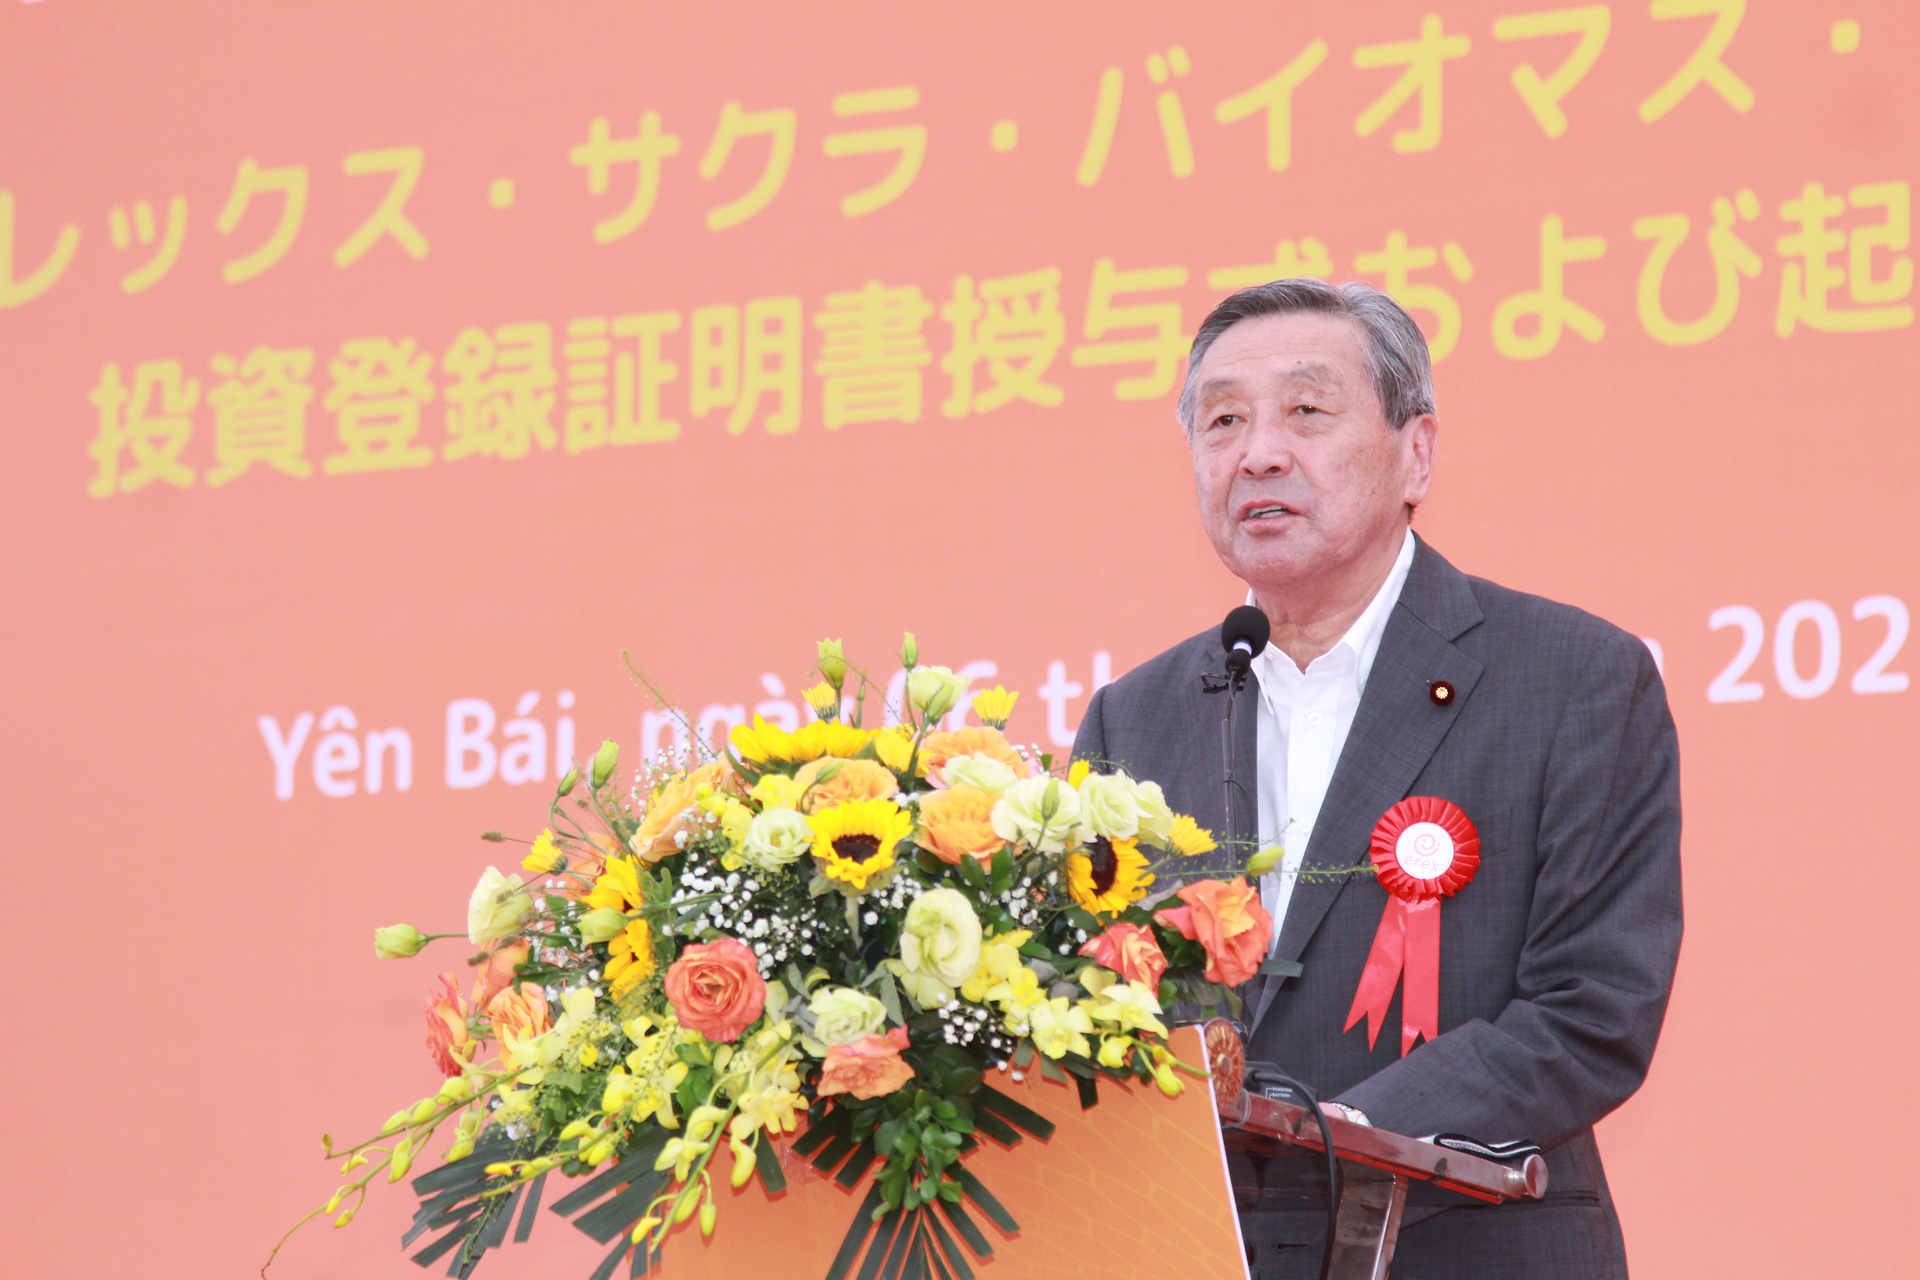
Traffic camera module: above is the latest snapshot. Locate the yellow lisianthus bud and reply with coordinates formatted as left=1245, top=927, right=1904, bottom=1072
left=590, top=738, right=621, bottom=789
left=373, top=923, right=427, bottom=958
left=578, top=907, right=628, bottom=945
left=817, top=638, right=849, bottom=688
left=970, top=686, right=1017, bottom=729
left=699, top=1199, right=717, bottom=1237
left=802, top=682, right=840, bottom=720
left=1245, top=845, right=1283, bottom=876
left=523, top=829, right=566, bottom=875
left=558, top=765, right=581, bottom=797
left=899, top=632, right=918, bottom=668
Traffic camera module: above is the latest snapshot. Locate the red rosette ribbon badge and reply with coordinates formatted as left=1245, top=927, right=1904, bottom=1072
left=1342, top=797, right=1479, bottom=1056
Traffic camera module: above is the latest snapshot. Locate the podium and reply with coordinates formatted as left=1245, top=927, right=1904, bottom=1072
left=1204, top=1021, right=1549, bottom=1279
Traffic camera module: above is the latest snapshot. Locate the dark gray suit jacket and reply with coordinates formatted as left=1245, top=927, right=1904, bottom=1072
left=1073, top=537, right=1681, bottom=1279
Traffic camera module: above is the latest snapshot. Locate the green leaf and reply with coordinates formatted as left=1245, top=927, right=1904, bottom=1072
left=952, top=1165, right=1020, bottom=1235
left=958, top=856, right=988, bottom=891
left=856, top=1208, right=906, bottom=1280
left=876, top=969, right=905, bottom=1027
left=988, top=849, right=1013, bottom=896
left=825, top=1184, right=886, bottom=1280
left=936, top=1196, right=993, bottom=1261
left=793, top=1104, right=852, bottom=1159
left=973, top=1085, right=1055, bottom=1140
left=836, top=1141, right=880, bottom=1189
left=1038, top=1057, right=1065, bottom=1083
left=924, top=1202, right=977, bottom=1280
left=753, top=1131, right=787, bottom=1194
left=941, top=1066, right=982, bottom=1096
left=1074, top=1072, right=1099, bottom=1110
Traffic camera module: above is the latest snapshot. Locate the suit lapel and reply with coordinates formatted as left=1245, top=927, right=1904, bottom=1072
left=1248, top=538, right=1485, bottom=1031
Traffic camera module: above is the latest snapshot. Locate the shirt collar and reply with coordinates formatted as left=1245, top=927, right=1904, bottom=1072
left=1246, top=527, right=1417, bottom=690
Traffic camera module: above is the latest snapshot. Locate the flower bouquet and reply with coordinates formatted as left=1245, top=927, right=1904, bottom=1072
left=277, top=636, right=1277, bottom=1280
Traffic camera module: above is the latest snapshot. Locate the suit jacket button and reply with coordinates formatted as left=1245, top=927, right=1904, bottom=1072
left=1429, top=679, right=1455, bottom=706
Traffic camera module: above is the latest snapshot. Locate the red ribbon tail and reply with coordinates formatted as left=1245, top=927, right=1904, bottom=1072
left=1343, top=898, right=1408, bottom=1051
left=1401, top=898, right=1441, bottom=1054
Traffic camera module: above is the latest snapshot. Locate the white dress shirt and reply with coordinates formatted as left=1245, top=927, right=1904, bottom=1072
left=1251, top=528, right=1417, bottom=940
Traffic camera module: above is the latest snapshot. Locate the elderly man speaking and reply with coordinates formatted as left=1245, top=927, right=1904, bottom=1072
left=1073, top=280, right=1681, bottom=1279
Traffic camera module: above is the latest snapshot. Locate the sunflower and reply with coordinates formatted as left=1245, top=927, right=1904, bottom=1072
left=731, top=715, right=872, bottom=766
left=607, top=918, right=655, bottom=997
left=1066, top=836, right=1155, bottom=914
left=809, top=799, right=914, bottom=891
left=1167, top=814, right=1217, bottom=858
left=585, top=855, right=643, bottom=914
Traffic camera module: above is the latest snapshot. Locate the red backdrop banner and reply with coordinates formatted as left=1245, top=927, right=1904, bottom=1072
left=1, top=3, right=1912, bottom=1277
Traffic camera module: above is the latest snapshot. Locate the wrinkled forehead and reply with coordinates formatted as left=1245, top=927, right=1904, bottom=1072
left=1191, top=312, right=1373, bottom=404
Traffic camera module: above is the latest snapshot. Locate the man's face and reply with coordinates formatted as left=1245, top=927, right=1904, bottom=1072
left=1188, top=311, right=1434, bottom=595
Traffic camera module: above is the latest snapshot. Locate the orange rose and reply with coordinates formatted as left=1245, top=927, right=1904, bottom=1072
left=663, top=937, right=767, bottom=1042
left=918, top=727, right=1029, bottom=784
left=424, top=976, right=475, bottom=1077
left=816, top=1027, right=915, bottom=1100
left=1154, top=878, right=1273, bottom=988
left=915, top=786, right=1006, bottom=865
left=795, top=757, right=899, bottom=812
left=1078, top=922, right=1168, bottom=991
left=632, top=761, right=732, bottom=862
left=484, top=980, right=551, bottom=1046
left=470, top=941, right=530, bottom=1008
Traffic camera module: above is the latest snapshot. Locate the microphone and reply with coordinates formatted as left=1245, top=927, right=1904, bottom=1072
left=1215, top=606, right=1268, bottom=876
left=1220, top=605, right=1271, bottom=682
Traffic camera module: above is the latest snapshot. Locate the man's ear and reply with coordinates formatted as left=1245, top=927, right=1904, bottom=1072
left=1402, top=413, right=1437, bottom=507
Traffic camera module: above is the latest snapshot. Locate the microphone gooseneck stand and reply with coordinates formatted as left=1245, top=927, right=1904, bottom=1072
left=1214, top=605, right=1342, bottom=1280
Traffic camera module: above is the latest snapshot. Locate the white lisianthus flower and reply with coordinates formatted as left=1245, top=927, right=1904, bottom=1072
left=742, top=808, right=813, bottom=870
left=1127, top=776, right=1176, bottom=846
left=906, top=666, right=971, bottom=720
left=991, top=776, right=1083, bottom=854
left=1076, top=772, right=1142, bottom=841
left=900, top=887, right=983, bottom=989
left=467, top=866, right=533, bottom=945
left=804, top=986, right=888, bottom=1054
left=937, top=752, right=1019, bottom=794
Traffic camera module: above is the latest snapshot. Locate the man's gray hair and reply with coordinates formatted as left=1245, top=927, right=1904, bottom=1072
left=1176, top=278, right=1436, bottom=432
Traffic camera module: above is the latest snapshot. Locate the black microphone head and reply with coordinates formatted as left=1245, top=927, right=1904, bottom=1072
left=1220, top=605, right=1270, bottom=673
